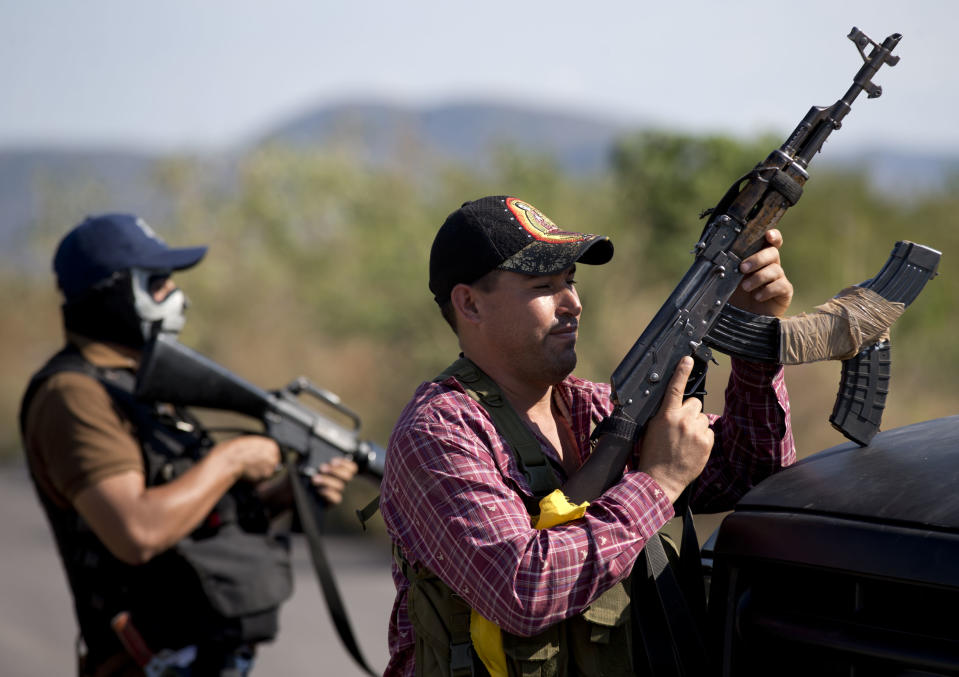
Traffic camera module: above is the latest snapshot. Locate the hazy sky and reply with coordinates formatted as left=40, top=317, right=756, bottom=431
left=2, top=1, right=956, bottom=154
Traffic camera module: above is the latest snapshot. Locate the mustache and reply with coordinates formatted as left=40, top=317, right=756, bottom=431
left=551, top=321, right=579, bottom=333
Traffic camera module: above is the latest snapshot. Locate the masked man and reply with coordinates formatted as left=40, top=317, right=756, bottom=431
left=20, top=214, right=357, bottom=676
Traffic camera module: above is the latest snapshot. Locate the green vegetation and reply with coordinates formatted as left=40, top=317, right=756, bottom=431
left=4, top=131, right=956, bottom=529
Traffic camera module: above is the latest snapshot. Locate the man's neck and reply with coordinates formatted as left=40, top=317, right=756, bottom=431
left=463, top=351, right=578, bottom=469
left=463, top=352, right=551, bottom=416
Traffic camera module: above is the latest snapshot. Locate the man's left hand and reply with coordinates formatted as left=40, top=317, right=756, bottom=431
left=309, top=456, right=359, bottom=505
left=729, top=229, right=793, bottom=318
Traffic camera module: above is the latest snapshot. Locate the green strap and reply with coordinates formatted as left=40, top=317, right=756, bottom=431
left=355, top=356, right=562, bottom=528
left=436, top=357, right=561, bottom=499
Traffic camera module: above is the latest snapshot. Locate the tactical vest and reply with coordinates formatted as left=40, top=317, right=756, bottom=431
left=19, top=346, right=293, bottom=670
left=398, top=357, right=635, bottom=677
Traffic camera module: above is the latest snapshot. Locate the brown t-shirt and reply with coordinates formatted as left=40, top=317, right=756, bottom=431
left=24, top=337, right=144, bottom=509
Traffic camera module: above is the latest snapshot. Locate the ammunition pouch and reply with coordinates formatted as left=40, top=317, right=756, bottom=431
left=173, top=524, right=292, bottom=640
left=405, top=562, right=478, bottom=677
left=404, top=547, right=635, bottom=677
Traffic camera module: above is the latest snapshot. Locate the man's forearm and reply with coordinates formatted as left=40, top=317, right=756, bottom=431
left=74, top=439, right=250, bottom=564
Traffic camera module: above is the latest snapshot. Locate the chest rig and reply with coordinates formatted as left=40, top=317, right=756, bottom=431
left=20, top=346, right=292, bottom=668
left=397, top=357, right=634, bottom=677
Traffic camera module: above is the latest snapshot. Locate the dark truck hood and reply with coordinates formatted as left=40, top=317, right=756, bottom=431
left=735, top=415, right=959, bottom=531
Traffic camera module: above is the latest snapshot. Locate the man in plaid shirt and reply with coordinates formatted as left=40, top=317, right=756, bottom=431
left=380, top=196, right=796, bottom=676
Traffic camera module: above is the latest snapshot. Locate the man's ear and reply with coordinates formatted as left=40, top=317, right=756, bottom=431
left=450, top=284, right=481, bottom=326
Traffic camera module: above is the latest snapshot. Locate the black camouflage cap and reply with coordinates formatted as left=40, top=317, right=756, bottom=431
left=428, top=196, right=613, bottom=304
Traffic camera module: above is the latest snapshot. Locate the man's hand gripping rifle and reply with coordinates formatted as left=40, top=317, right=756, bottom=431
left=564, top=28, right=937, bottom=505
left=135, top=332, right=386, bottom=483
left=135, top=333, right=386, bottom=676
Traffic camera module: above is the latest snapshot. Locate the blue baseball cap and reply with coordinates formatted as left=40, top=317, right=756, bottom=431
left=53, top=213, right=208, bottom=299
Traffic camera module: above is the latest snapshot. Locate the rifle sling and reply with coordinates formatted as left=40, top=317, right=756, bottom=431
left=639, top=526, right=708, bottom=675
left=287, top=458, right=379, bottom=677
left=632, top=488, right=709, bottom=676
left=437, top=356, right=563, bottom=503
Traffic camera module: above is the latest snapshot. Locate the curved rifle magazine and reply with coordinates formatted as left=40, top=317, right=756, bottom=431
left=704, top=241, right=940, bottom=445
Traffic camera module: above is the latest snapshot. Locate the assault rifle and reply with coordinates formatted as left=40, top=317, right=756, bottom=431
left=135, top=332, right=384, bottom=676
left=135, top=332, right=386, bottom=480
left=564, top=27, right=915, bottom=505
left=560, top=27, right=939, bottom=676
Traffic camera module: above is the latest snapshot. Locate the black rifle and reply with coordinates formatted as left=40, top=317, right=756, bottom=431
left=560, top=27, right=915, bottom=677
left=135, top=333, right=384, bottom=676
left=135, top=332, right=385, bottom=480
left=563, top=27, right=905, bottom=505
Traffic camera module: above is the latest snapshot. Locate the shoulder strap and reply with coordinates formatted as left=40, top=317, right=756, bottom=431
left=436, top=357, right=561, bottom=502
left=19, top=346, right=92, bottom=437
left=20, top=346, right=142, bottom=452
left=356, top=356, right=565, bottom=529
left=633, top=507, right=708, bottom=676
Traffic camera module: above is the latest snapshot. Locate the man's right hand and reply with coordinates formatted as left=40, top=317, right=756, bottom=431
left=636, top=357, right=714, bottom=503
left=219, top=435, right=281, bottom=483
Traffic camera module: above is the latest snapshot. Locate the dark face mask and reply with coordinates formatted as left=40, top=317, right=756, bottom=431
left=61, top=271, right=146, bottom=349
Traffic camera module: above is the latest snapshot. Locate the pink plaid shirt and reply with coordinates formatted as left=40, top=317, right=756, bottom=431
left=379, top=358, right=794, bottom=676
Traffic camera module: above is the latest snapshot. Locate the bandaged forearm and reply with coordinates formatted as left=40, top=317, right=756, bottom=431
left=780, top=286, right=905, bottom=364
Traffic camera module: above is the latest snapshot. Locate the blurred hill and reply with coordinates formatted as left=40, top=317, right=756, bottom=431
left=254, top=100, right=628, bottom=173
left=1, top=100, right=625, bottom=269
left=3, top=99, right=958, bottom=273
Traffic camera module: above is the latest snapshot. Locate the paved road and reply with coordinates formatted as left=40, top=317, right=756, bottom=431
left=0, top=461, right=395, bottom=676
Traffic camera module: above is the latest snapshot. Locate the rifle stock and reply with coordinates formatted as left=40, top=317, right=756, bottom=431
left=135, top=333, right=385, bottom=480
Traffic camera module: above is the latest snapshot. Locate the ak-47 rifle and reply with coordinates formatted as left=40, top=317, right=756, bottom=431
left=563, top=27, right=934, bottom=506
